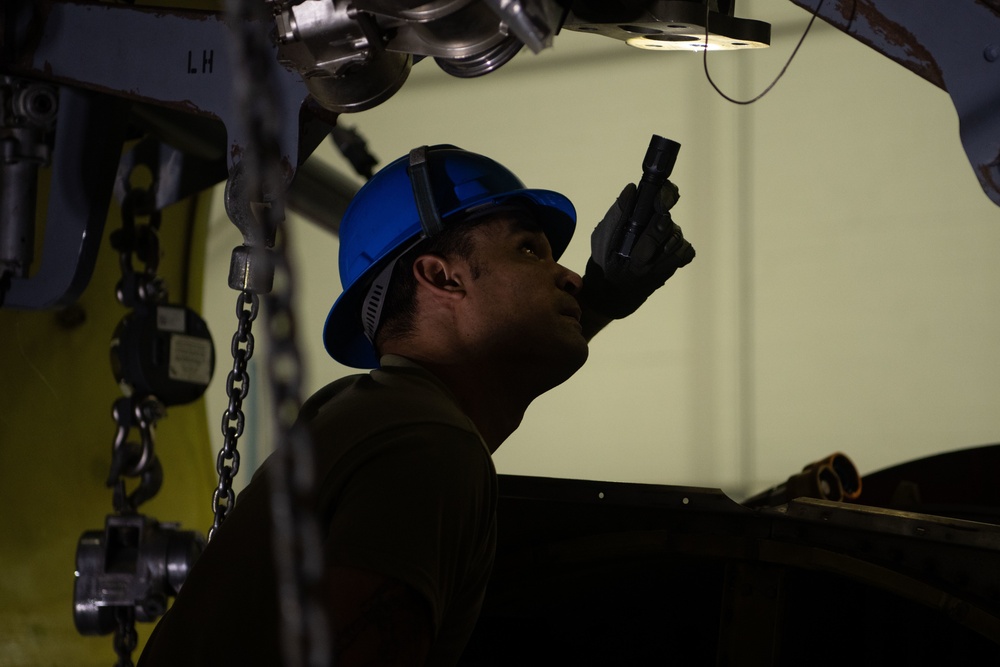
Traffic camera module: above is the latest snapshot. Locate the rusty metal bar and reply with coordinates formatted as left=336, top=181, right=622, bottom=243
left=786, top=0, right=1000, bottom=206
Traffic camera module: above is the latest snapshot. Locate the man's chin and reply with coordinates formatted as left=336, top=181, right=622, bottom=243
left=543, top=343, right=589, bottom=391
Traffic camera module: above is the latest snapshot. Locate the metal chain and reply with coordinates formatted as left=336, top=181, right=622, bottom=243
left=112, top=607, right=138, bottom=667
left=224, top=0, right=329, bottom=662
left=112, top=189, right=166, bottom=308
left=107, top=183, right=166, bottom=667
left=209, top=289, right=258, bottom=540
left=261, top=232, right=331, bottom=667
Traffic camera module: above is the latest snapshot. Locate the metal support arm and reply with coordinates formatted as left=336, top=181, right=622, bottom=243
left=4, top=86, right=128, bottom=309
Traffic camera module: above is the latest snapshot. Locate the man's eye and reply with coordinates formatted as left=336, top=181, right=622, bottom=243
left=520, top=244, right=538, bottom=257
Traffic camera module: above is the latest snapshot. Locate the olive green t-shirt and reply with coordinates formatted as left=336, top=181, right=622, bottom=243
left=139, top=355, right=497, bottom=666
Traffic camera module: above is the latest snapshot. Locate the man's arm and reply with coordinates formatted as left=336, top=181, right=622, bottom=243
left=326, top=565, right=433, bottom=667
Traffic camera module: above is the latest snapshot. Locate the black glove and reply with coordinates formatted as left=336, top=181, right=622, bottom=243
left=581, top=181, right=695, bottom=319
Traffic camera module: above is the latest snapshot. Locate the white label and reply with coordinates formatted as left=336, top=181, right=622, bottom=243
left=157, top=306, right=187, bottom=333
left=169, top=334, right=213, bottom=385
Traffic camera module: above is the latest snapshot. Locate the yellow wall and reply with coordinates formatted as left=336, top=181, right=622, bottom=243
left=0, top=185, right=216, bottom=665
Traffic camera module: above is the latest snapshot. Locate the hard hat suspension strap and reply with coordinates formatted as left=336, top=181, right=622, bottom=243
left=407, top=146, right=445, bottom=238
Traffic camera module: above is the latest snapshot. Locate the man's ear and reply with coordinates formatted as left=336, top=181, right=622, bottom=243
left=412, top=254, right=467, bottom=300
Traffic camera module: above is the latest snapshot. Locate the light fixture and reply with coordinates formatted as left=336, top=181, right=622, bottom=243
left=562, top=1, right=770, bottom=52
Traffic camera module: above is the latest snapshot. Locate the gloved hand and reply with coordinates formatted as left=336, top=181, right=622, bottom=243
left=581, top=181, right=695, bottom=319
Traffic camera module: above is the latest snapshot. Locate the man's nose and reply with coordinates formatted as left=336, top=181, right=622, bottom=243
left=557, top=264, right=583, bottom=296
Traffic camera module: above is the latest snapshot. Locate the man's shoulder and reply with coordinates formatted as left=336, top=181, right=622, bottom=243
left=301, top=359, right=479, bottom=445
left=298, top=372, right=367, bottom=423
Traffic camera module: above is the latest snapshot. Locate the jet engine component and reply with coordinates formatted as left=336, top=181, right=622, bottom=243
left=272, top=0, right=565, bottom=112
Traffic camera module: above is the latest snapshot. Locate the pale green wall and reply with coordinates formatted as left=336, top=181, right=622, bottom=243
left=203, top=2, right=1000, bottom=500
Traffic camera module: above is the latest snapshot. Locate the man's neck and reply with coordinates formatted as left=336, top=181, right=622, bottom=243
left=416, top=357, right=535, bottom=453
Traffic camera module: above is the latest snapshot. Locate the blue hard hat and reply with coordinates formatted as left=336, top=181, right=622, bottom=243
left=324, top=145, right=576, bottom=368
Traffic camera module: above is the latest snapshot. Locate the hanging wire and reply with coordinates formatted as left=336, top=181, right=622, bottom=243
left=702, top=0, right=827, bottom=105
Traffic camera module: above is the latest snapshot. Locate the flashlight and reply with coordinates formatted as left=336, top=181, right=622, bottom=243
left=617, top=134, right=681, bottom=259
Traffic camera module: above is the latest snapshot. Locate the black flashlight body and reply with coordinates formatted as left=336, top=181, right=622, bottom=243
left=617, top=134, right=681, bottom=258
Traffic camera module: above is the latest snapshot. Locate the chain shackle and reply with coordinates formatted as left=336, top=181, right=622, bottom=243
left=109, top=396, right=164, bottom=478
left=209, top=289, right=259, bottom=540
left=108, top=395, right=166, bottom=514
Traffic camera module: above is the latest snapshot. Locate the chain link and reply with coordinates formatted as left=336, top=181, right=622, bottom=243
left=261, top=234, right=331, bottom=667
left=209, top=289, right=259, bottom=540
left=112, top=607, right=138, bottom=667
left=112, top=189, right=166, bottom=308
left=104, top=183, right=165, bottom=666
left=109, top=189, right=167, bottom=510
left=224, top=0, right=329, bottom=662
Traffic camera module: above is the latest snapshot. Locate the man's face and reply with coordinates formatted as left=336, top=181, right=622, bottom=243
left=455, top=213, right=589, bottom=390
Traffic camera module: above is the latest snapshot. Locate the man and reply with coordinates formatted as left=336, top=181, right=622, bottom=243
left=139, top=145, right=693, bottom=666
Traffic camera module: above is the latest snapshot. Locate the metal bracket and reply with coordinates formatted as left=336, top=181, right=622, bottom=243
left=224, top=161, right=278, bottom=295
left=3, top=86, right=128, bottom=309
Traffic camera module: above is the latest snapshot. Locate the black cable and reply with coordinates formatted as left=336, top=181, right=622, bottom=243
left=331, top=126, right=378, bottom=180
left=702, top=0, right=826, bottom=105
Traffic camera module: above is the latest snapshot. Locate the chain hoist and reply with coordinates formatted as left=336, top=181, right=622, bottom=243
left=217, top=158, right=331, bottom=665
left=74, top=179, right=213, bottom=667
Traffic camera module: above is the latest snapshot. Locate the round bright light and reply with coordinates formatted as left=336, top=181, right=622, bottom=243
left=626, top=33, right=768, bottom=51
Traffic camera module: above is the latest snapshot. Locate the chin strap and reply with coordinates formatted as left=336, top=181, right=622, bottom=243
left=361, top=237, right=424, bottom=344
